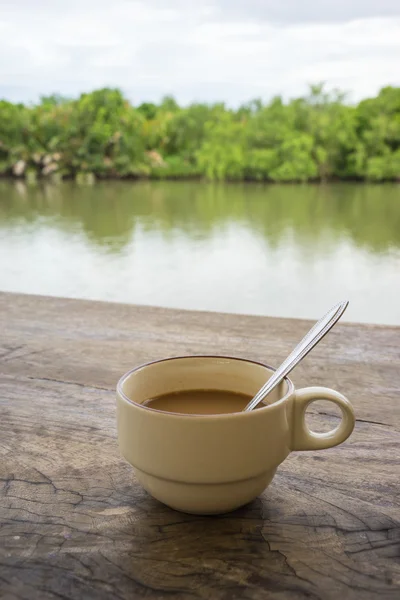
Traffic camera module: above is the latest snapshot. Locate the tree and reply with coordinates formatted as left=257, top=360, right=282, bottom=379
left=2, top=84, right=400, bottom=181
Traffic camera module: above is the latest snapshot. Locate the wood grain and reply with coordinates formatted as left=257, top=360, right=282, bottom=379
left=0, top=291, right=399, bottom=600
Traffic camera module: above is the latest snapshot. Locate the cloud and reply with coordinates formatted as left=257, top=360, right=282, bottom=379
left=212, top=0, right=400, bottom=24
left=0, top=0, right=399, bottom=105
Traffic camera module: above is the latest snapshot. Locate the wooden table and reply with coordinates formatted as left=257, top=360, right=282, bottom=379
left=1, top=292, right=399, bottom=600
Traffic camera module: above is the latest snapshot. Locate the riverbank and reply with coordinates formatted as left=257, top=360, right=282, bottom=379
left=2, top=173, right=393, bottom=185
left=1, top=85, right=400, bottom=183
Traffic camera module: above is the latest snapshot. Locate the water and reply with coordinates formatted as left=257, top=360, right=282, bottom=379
left=0, top=180, right=399, bottom=325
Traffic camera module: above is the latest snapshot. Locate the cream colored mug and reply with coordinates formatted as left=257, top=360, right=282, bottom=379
left=116, top=356, right=355, bottom=515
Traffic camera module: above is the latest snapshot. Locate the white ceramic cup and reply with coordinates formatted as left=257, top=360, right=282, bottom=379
left=116, top=356, right=355, bottom=515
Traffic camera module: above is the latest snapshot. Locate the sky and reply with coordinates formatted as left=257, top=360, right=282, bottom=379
left=1, top=0, right=400, bottom=106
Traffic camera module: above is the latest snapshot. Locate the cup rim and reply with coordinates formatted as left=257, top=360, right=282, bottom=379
left=117, top=355, right=295, bottom=418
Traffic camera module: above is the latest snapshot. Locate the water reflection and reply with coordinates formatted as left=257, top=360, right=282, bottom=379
left=0, top=180, right=399, bottom=324
left=1, top=181, right=400, bottom=254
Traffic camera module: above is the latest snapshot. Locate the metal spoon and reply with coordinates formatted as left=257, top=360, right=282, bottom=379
left=243, top=300, right=349, bottom=412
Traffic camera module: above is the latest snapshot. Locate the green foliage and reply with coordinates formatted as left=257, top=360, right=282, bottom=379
left=270, top=134, right=318, bottom=182
left=196, top=112, right=247, bottom=180
left=150, top=155, right=201, bottom=179
left=244, top=149, right=278, bottom=181
left=1, top=85, right=400, bottom=181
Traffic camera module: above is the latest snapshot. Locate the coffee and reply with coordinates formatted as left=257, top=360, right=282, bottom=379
left=142, top=389, right=254, bottom=415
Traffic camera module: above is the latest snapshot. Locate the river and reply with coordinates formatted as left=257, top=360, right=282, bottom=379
left=0, top=180, right=399, bottom=325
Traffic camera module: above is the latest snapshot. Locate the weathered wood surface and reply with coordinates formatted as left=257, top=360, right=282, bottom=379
left=0, top=291, right=399, bottom=600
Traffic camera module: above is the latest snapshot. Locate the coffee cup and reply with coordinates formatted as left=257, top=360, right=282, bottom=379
left=116, top=355, right=355, bottom=514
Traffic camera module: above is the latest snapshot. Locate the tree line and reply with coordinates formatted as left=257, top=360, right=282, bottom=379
left=1, top=84, right=399, bottom=182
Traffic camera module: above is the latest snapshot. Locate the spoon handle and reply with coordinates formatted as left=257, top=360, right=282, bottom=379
left=243, top=300, right=349, bottom=412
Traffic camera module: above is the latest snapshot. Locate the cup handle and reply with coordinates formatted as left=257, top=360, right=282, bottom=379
left=291, top=386, right=355, bottom=451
